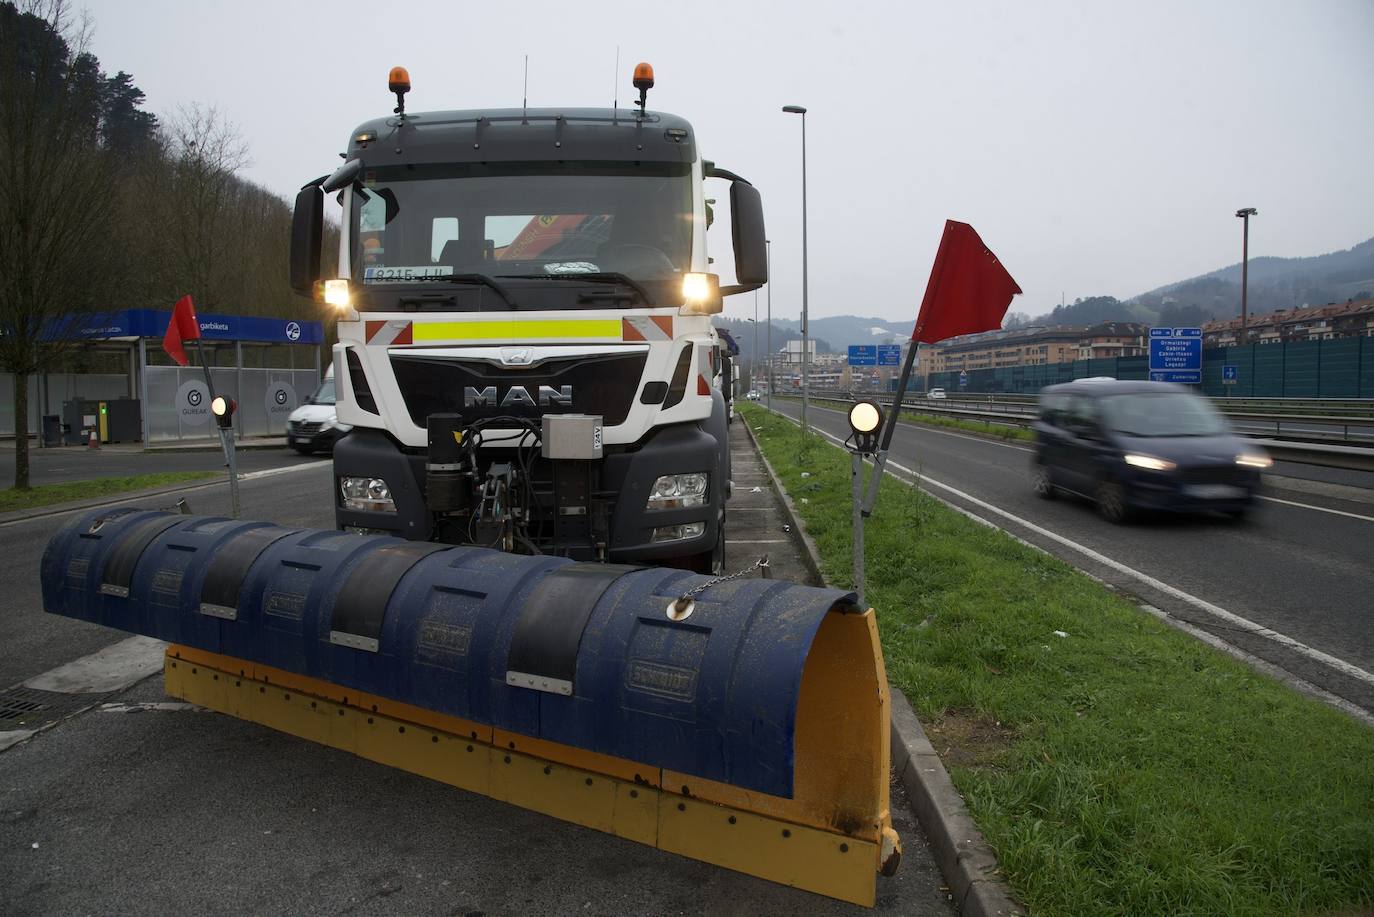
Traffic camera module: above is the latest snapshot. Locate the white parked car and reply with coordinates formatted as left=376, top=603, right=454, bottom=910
left=287, top=367, right=352, bottom=454
left=746, top=390, right=760, bottom=401
left=927, top=388, right=947, bottom=400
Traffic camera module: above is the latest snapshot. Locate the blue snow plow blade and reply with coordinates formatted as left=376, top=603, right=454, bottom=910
left=40, top=508, right=858, bottom=798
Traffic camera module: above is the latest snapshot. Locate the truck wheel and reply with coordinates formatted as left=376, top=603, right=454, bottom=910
left=689, top=509, right=726, bottom=575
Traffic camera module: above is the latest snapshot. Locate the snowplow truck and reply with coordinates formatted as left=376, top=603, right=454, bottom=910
left=289, top=65, right=767, bottom=574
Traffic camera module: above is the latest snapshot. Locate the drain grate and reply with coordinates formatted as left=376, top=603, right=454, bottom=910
left=0, top=685, right=102, bottom=730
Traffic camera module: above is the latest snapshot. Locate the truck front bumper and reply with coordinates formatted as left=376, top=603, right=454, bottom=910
left=332, top=422, right=723, bottom=562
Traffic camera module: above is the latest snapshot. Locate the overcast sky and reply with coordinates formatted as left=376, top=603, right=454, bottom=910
left=78, top=0, right=1374, bottom=325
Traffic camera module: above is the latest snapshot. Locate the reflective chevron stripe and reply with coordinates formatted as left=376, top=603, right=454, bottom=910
left=365, top=320, right=413, bottom=345
left=621, top=316, right=674, bottom=341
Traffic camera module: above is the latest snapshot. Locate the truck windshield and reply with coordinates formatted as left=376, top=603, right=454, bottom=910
left=350, top=161, right=692, bottom=308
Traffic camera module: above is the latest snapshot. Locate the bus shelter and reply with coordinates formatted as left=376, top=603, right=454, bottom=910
left=62, top=309, right=324, bottom=445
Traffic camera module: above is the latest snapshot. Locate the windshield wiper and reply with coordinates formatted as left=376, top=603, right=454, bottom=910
left=436, top=273, right=517, bottom=308
left=499, top=272, right=654, bottom=306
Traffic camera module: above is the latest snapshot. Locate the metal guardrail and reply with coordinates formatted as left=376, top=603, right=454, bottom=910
left=797, top=390, right=1374, bottom=444
left=891, top=391, right=1374, bottom=417
left=783, top=391, right=1374, bottom=472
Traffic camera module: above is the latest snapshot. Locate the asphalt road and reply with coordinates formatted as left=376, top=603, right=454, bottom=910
left=0, top=442, right=322, bottom=488
left=0, top=435, right=952, bottom=916
left=771, top=400, right=1374, bottom=718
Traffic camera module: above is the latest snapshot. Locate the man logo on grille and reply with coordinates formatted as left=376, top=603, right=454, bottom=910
left=464, top=385, right=572, bottom=408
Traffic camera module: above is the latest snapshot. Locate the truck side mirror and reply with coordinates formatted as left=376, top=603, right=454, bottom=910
left=729, top=181, right=768, bottom=286
left=290, top=185, right=323, bottom=295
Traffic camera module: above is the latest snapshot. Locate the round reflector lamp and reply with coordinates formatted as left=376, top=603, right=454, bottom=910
left=849, top=401, right=882, bottom=435
left=847, top=400, right=884, bottom=454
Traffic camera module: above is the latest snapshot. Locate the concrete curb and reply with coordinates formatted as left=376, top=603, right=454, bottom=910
left=145, top=440, right=289, bottom=453
left=741, top=411, right=1024, bottom=917
left=889, top=690, right=1023, bottom=917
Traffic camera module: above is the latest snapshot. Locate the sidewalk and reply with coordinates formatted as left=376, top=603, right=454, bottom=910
left=722, top=420, right=817, bottom=581
left=2, top=436, right=287, bottom=453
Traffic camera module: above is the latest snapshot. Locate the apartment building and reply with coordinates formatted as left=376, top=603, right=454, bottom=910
left=1203, top=300, right=1374, bottom=347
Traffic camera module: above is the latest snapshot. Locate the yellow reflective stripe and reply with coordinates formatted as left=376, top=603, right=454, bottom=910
left=412, top=319, right=623, bottom=341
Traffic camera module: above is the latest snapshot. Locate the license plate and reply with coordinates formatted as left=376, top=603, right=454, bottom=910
left=1186, top=484, right=1244, bottom=499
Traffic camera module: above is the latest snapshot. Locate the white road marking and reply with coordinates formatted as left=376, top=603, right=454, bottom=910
left=1257, top=495, right=1374, bottom=523
left=812, top=402, right=1374, bottom=520
left=99, top=701, right=203, bottom=714
left=767, top=408, right=1374, bottom=690
left=728, top=539, right=790, bottom=544
left=22, top=636, right=167, bottom=694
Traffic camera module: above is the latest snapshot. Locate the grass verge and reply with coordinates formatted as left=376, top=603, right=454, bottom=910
left=741, top=403, right=1374, bottom=917
left=776, top=394, right=1033, bottom=443
left=0, top=471, right=217, bottom=513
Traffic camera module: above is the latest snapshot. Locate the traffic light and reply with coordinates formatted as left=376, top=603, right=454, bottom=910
left=210, top=395, right=237, bottom=429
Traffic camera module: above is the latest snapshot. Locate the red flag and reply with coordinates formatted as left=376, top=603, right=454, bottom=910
left=162, top=295, right=201, bottom=367
left=912, top=221, right=1022, bottom=344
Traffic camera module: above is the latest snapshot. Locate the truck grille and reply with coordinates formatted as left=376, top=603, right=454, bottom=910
left=390, top=352, right=648, bottom=428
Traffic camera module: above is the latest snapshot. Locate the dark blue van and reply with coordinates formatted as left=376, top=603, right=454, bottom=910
left=1030, top=379, right=1271, bottom=522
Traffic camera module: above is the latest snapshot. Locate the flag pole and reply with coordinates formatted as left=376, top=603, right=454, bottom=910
left=191, top=337, right=240, bottom=519
left=861, top=339, right=917, bottom=516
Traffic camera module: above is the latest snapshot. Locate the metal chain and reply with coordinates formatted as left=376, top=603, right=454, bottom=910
left=671, top=554, right=770, bottom=609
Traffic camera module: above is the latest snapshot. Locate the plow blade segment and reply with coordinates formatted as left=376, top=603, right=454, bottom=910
left=42, top=509, right=900, bottom=905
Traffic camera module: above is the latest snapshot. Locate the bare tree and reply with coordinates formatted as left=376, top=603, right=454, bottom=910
left=0, top=0, right=121, bottom=488
left=160, top=104, right=249, bottom=311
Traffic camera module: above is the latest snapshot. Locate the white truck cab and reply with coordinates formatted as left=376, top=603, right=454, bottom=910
left=287, top=66, right=768, bottom=572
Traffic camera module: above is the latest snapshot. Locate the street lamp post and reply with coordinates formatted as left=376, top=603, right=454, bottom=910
left=782, top=105, right=810, bottom=438
left=752, top=292, right=759, bottom=393
left=1236, top=207, right=1257, bottom=347
left=766, top=238, right=773, bottom=413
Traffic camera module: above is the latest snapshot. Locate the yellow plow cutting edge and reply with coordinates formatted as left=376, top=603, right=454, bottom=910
left=164, top=606, right=899, bottom=906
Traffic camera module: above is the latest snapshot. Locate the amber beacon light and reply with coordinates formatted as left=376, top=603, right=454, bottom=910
left=633, top=62, right=654, bottom=113
left=389, top=66, right=411, bottom=115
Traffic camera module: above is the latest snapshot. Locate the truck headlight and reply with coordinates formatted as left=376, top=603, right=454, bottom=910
left=1235, top=452, right=1272, bottom=469
left=324, top=278, right=351, bottom=308
left=340, top=476, right=396, bottom=512
left=679, top=272, right=722, bottom=315
left=651, top=522, right=706, bottom=543
left=1123, top=453, right=1175, bottom=472
left=647, top=472, right=708, bottom=509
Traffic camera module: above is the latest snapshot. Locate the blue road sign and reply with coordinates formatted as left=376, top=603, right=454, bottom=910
left=1149, top=327, right=1202, bottom=384
left=848, top=345, right=877, bottom=366
left=877, top=344, right=902, bottom=366
left=1223, top=364, right=1239, bottom=385
left=959, top=371, right=968, bottom=387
